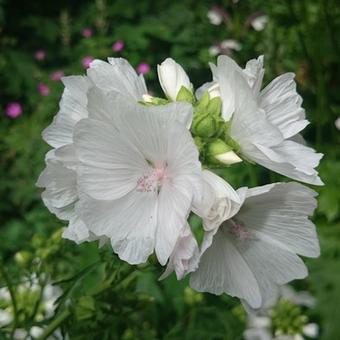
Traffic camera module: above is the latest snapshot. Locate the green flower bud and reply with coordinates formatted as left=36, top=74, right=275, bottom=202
left=192, top=113, right=223, bottom=138
left=14, top=251, right=33, bottom=267
left=195, top=91, right=210, bottom=111
left=206, top=96, right=222, bottom=116
left=207, top=139, right=242, bottom=165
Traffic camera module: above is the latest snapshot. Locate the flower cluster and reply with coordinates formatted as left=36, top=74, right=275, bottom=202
left=37, top=55, right=322, bottom=311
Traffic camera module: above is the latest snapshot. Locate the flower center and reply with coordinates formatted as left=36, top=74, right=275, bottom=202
left=228, top=219, right=253, bottom=240
left=136, top=167, right=167, bottom=193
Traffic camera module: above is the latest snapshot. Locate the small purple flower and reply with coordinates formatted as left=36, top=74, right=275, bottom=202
left=82, top=28, right=93, bottom=38
left=37, top=83, right=50, bottom=96
left=112, top=40, right=125, bottom=52
left=82, top=56, right=94, bottom=69
left=5, top=102, right=22, bottom=119
left=50, top=70, right=65, bottom=81
left=136, top=62, right=150, bottom=75
left=35, top=50, right=46, bottom=61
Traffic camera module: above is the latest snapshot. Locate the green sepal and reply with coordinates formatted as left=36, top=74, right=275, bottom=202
left=206, top=96, right=222, bottom=116
left=176, top=85, right=195, bottom=104
left=195, top=91, right=210, bottom=111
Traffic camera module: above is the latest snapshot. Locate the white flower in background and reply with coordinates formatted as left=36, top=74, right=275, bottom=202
left=244, top=285, right=319, bottom=340
left=335, top=117, right=340, bottom=130
left=0, top=309, right=12, bottom=326
left=207, top=6, right=225, bottom=25
left=38, top=58, right=148, bottom=244
left=74, top=91, right=202, bottom=265
left=202, top=55, right=323, bottom=185
left=220, top=39, right=242, bottom=52
left=157, top=58, right=193, bottom=101
left=208, top=45, right=220, bottom=56
left=190, top=182, right=320, bottom=310
left=250, top=15, right=268, bottom=31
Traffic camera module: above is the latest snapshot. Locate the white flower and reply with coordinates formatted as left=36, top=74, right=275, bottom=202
left=208, top=45, right=220, bottom=57
left=73, top=91, right=202, bottom=265
left=190, top=182, right=320, bottom=310
left=38, top=58, right=147, bottom=243
left=244, top=327, right=272, bottom=340
left=207, top=8, right=224, bottom=25
left=279, top=285, right=315, bottom=308
left=302, top=323, right=319, bottom=338
left=157, top=58, right=193, bottom=101
left=220, top=39, right=242, bottom=52
left=335, top=117, right=340, bottom=130
left=203, top=55, right=323, bottom=185
left=0, top=309, right=12, bottom=326
left=251, top=15, right=268, bottom=31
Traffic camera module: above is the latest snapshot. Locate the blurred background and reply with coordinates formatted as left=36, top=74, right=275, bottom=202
left=0, top=0, right=339, bottom=339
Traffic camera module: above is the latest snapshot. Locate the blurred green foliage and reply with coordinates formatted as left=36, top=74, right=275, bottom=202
left=0, top=0, right=339, bottom=339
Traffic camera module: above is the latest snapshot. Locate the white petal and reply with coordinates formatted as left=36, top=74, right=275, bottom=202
left=147, top=102, right=193, bottom=129
left=260, top=73, right=308, bottom=138
left=244, top=328, right=272, bottom=340
left=159, top=223, right=199, bottom=280
left=243, top=55, right=265, bottom=96
left=37, top=161, right=77, bottom=209
left=155, top=180, right=193, bottom=265
left=190, top=226, right=262, bottom=309
left=74, top=118, right=148, bottom=200
left=229, top=71, right=284, bottom=148
left=62, top=215, right=90, bottom=244
left=87, top=58, right=147, bottom=101
left=77, top=191, right=157, bottom=265
left=249, top=141, right=323, bottom=185
left=202, top=170, right=240, bottom=203
left=215, top=150, right=243, bottom=165
left=195, top=81, right=215, bottom=100
left=42, top=76, right=90, bottom=148
left=211, top=56, right=239, bottom=121
left=238, top=182, right=320, bottom=258
left=231, top=227, right=308, bottom=309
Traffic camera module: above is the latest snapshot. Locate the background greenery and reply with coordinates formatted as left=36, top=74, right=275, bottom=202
left=0, top=0, right=339, bottom=339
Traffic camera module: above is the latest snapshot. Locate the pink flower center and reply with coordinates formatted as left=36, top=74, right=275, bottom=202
left=137, top=167, right=167, bottom=193
left=228, top=219, right=253, bottom=240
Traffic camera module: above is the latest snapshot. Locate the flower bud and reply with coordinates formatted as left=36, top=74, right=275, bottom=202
left=192, top=113, right=223, bottom=138
left=157, top=58, right=192, bottom=101
left=14, top=251, right=33, bottom=267
left=207, top=139, right=242, bottom=165
left=215, top=151, right=242, bottom=165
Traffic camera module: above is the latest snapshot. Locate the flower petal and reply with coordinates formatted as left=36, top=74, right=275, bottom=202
left=77, top=191, right=157, bottom=264
left=238, top=182, right=320, bottom=258
left=190, top=226, right=262, bottom=309
left=42, top=76, right=90, bottom=148
left=250, top=141, right=323, bottom=185
left=260, top=73, right=308, bottom=138
left=87, top=58, right=147, bottom=101
left=74, top=118, right=148, bottom=200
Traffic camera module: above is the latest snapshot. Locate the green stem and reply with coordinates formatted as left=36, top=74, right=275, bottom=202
left=37, top=309, right=70, bottom=340
left=0, top=263, right=18, bottom=339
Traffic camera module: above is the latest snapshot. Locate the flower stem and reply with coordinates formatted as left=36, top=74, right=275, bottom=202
left=0, top=262, right=18, bottom=339
left=37, top=309, right=71, bottom=340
